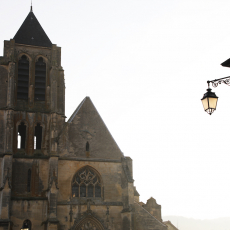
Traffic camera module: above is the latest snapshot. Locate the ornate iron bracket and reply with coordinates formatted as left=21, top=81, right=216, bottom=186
left=208, top=76, right=230, bottom=88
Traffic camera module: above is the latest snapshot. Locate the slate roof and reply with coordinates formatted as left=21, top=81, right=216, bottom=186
left=14, top=11, right=52, bottom=47
left=67, top=97, right=87, bottom=123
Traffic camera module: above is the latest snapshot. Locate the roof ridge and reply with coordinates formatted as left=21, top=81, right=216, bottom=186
left=67, top=97, right=87, bottom=123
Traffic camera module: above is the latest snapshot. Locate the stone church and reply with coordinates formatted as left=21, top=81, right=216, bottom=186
left=0, top=7, right=168, bottom=230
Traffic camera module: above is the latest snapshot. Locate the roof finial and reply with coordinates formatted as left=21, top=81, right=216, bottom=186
left=30, top=0, right=33, bottom=12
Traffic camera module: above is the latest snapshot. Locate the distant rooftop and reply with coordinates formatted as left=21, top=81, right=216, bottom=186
left=14, top=10, right=52, bottom=47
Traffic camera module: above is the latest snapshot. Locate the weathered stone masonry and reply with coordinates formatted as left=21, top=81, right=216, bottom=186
left=0, top=8, right=167, bottom=230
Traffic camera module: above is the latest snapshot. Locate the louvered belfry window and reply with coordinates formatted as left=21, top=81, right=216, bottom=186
left=17, top=55, right=29, bottom=100
left=35, top=57, right=46, bottom=101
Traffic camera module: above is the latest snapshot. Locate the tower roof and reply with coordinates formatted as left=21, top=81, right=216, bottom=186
left=13, top=11, right=52, bottom=47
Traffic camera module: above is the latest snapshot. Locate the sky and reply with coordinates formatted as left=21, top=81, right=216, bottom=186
left=1, top=0, right=230, bottom=220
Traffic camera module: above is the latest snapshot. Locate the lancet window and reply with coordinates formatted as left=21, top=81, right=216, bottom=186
left=34, top=123, right=42, bottom=149
left=17, top=55, right=29, bottom=100
left=27, top=169, right=31, bottom=192
left=17, top=122, right=26, bottom=149
left=86, top=142, right=89, bottom=151
left=72, top=167, right=102, bottom=198
left=35, top=57, right=46, bottom=101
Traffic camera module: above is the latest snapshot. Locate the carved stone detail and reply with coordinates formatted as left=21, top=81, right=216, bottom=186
left=70, top=211, right=105, bottom=230
left=48, top=169, right=59, bottom=190
left=79, top=220, right=98, bottom=230
left=0, top=167, right=12, bottom=191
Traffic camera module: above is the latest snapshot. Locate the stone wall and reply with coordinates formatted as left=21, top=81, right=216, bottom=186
left=133, top=202, right=167, bottom=230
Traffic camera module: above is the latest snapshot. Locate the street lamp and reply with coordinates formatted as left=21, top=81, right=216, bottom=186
left=201, top=76, right=230, bottom=115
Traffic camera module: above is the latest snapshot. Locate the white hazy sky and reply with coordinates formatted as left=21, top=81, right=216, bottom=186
left=1, top=0, right=230, bottom=220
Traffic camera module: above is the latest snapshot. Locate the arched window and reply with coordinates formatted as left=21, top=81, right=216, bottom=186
left=34, top=123, right=42, bottom=149
left=21, top=219, right=32, bottom=230
left=35, top=57, right=46, bottom=101
left=17, top=55, right=29, bottom=100
left=27, top=169, right=31, bottom=192
left=72, top=167, right=102, bottom=198
left=18, top=122, right=26, bottom=149
left=86, top=142, right=89, bottom=151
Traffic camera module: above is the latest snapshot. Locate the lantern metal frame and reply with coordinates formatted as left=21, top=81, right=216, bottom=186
left=202, top=76, right=230, bottom=115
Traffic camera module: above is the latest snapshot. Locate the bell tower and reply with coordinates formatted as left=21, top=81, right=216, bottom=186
left=0, top=7, right=65, bottom=229
left=0, top=7, right=65, bottom=155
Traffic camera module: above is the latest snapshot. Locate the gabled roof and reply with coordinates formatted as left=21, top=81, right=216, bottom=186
left=67, top=97, right=87, bottom=123
left=65, top=97, right=124, bottom=160
left=14, top=10, right=52, bottom=47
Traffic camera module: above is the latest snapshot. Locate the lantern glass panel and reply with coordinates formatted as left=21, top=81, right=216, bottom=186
left=201, top=97, right=209, bottom=111
left=208, top=97, right=218, bottom=109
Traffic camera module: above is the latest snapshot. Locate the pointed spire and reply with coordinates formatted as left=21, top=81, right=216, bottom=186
left=30, top=0, right=33, bottom=12
left=14, top=10, right=52, bottom=47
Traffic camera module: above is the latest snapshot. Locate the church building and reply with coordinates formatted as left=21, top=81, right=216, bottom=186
left=0, top=7, right=168, bottom=230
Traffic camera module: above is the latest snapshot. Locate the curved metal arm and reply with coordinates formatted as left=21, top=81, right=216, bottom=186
left=208, top=76, right=230, bottom=88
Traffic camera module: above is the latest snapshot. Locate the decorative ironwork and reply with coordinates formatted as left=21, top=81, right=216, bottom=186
left=208, top=76, right=230, bottom=88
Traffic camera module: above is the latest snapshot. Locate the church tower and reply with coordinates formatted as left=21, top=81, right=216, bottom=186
left=0, top=7, right=65, bottom=230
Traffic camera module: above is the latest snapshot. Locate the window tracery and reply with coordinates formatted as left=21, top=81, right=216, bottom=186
left=79, top=220, right=98, bottom=230
left=72, top=167, right=102, bottom=198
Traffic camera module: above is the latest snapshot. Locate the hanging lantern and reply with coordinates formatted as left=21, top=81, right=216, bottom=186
left=201, top=88, right=218, bottom=115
